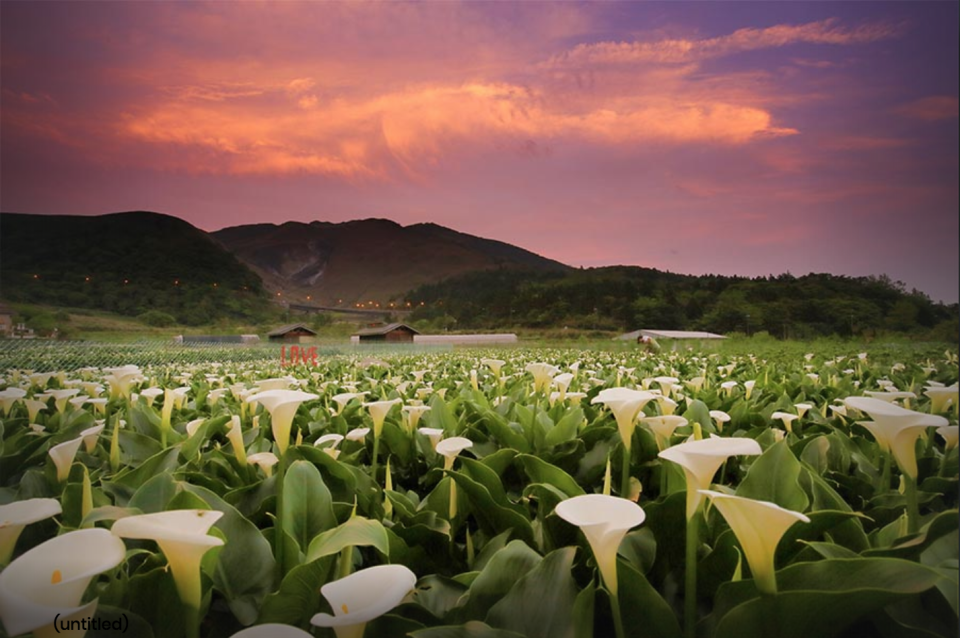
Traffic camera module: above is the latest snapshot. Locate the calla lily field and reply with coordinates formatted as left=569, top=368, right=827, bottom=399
left=0, top=344, right=957, bottom=637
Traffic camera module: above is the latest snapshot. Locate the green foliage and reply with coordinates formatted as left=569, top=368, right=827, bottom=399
left=138, top=310, right=177, bottom=327
left=406, top=268, right=955, bottom=338
left=1, top=345, right=957, bottom=637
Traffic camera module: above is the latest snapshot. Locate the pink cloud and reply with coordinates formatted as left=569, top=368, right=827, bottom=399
left=894, top=96, right=959, bottom=121
left=546, top=18, right=901, bottom=68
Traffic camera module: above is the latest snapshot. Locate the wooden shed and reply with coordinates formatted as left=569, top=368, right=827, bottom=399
left=267, top=323, right=318, bottom=343
left=353, top=323, right=420, bottom=343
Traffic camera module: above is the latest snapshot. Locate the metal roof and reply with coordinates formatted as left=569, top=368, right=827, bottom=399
left=267, top=323, right=318, bottom=337
left=354, top=322, right=420, bottom=337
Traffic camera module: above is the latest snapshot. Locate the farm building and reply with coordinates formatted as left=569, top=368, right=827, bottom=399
left=267, top=323, right=318, bottom=343
left=414, top=333, right=517, bottom=345
left=617, top=329, right=726, bottom=351
left=352, top=323, right=420, bottom=343
left=0, top=304, right=13, bottom=336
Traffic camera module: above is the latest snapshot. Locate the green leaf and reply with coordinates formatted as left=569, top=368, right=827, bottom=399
left=921, top=528, right=959, bottom=618
left=178, top=415, right=229, bottom=462
left=181, top=482, right=277, bottom=626
left=545, top=407, right=583, bottom=447
left=616, top=560, right=683, bottom=638
left=518, top=454, right=585, bottom=498
left=464, top=539, right=542, bottom=620
left=572, top=579, right=595, bottom=638
left=617, top=527, right=657, bottom=575
left=447, top=471, right=535, bottom=546
left=865, top=510, right=960, bottom=559
left=797, top=541, right=860, bottom=560
left=469, top=403, right=530, bottom=453
left=415, top=574, right=470, bottom=621
left=305, top=516, right=390, bottom=563
left=710, top=558, right=945, bottom=638
left=737, top=440, right=809, bottom=512
left=257, top=554, right=333, bottom=627
left=128, top=471, right=181, bottom=513
left=103, top=448, right=181, bottom=507
left=124, top=563, right=187, bottom=638
left=282, top=460, right=337, bottom=555
left=480, top=448, right=519, bottom=477
left=88, top=605, right=155, bottom=638
left=682, top=399, right=715, bottom=434
left=410, top=621, right=526, bottom=638
left=487, top=547, right=581, bottom=638
left=427, top=394, right=461, bottom=436
left=118, top=429, right=164, bottom=465
left=459, top=457, right=524, bottom=514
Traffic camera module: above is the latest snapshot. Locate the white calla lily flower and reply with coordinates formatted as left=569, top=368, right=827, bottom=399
left=0, top=498, right=62, bottom=565
left=699, top=490, right=809, bottom=594
left=659, top=437, right=762, bottom=519
left=0, top=528, right=126, bottom=637
left=844, top=396, right=948, bottom=479
left=111, top=510, right=224, bottom=615
left=79, top=424, right=105, bottom=454
left=709, top=410, right=731, bottom=432
left=642, top=415, right=687, bottom=451
left=925, top=384, right=958, bottom=414
left=248, top=452, right=279, bottom=476
left=332, top=392, right=367, bottom=415
left=0, top=387, right=27, bottom=416
left=555, top=494, right=645, bottom=596
left=226, top=416, right=247, bottom=465
left=362, top=399, right=401, bottom=437
left=937, top=425, right=959, bottom=451
left=771, top=411, right=799, bottom=433
left=436, top=436, right=474, bottom=469
left=591, top=387, right=658, bottom=452
left=23, top=398, right=47, bottom=423
left=401, top=405, right=431, bottom=432
left=310, top=564, right=417, bottom=638
left=526, top=362, right=560, bottom=393
left=345, top=427, right=370, bottom=442
left=49, top=436, right=85, bottom=483
left=246, top=390, right=319, bottom=455
left=418, top=427, right=444, bottom=450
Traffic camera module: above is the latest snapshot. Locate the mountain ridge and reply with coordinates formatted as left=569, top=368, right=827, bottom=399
left=211, top=216, right=570, bottom=305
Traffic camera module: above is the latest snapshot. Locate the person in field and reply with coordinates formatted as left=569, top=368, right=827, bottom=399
left=638, top=335, right=661, bottom=353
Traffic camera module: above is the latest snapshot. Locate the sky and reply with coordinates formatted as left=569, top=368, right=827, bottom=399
left=2, top=1, right=958, bottom=303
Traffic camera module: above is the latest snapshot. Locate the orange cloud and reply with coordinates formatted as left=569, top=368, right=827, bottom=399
left=111, top=79, right=795, bottom=178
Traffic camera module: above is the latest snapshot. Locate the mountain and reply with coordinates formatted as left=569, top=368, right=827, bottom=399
left=0, top=211, right=270, bottom=325
left=211, top=218, right=571, bottom=305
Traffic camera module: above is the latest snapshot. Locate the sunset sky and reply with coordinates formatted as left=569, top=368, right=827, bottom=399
left=2, top=1, right=957, bottom=302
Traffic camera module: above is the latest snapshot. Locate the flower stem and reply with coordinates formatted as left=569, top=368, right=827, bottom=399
left=904, top=473, right=920, bottom=534
left=610, top=589, right=627, bottom=638
left=880, top=451, right=892, bottom=492
left=275, top=451, right=287, bottom=583
left=371, top=434, right=381, bottom=487
left=685, top=511, right=700, bottom=638
left=339, top=545, right=353, bottom=579
left=621, top=445, right=631, bottom=498
left=185, top=604, right=201, bottom=638
left=938, top=447, right=955, bottom=477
